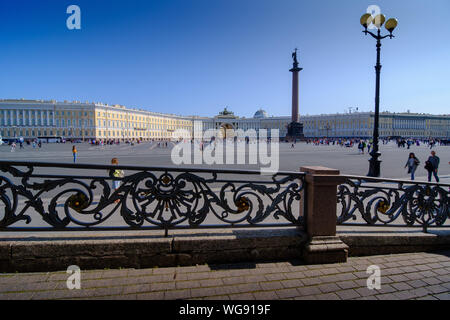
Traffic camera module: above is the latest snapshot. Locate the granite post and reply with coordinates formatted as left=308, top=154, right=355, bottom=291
left=300, top=166, right=348, bottom=264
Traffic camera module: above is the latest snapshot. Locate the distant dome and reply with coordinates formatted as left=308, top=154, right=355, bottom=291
left=254, top=109, right=268, bottom=119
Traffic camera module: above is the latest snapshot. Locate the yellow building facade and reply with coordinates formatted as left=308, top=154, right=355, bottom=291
left=0, top=99, right=193, bottom=141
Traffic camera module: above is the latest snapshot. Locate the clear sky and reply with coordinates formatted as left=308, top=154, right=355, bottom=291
left=0, top=0, right=449, bottom=118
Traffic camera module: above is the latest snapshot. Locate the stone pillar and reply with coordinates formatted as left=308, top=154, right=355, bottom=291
left=300, top=166, right=348, bottom=264
left=291, top=68, right=300, bottom=123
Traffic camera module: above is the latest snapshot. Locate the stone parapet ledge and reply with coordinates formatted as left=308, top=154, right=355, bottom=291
left=300, top=166, right=349, bottom=264
left=0, top=228, right=307, bottom=273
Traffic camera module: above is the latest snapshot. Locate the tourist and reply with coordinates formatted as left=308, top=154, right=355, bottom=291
left=110, top=158, right=124, bottom=204
left=425, top=151, right=440, bottom=183
left=10, top=142, right=16, bottom=152
left=404, top=153, right=420, bottom=180
left=72, top=145, right=77, bottom=163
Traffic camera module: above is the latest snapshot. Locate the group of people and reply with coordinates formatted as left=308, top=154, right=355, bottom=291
left=404, top=151, right=441, bottom=182
left=357, top=141, right=372, bottom=154
left=10, top=139, right=41, bottom=152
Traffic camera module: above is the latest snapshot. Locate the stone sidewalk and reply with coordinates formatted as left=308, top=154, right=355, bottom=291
left=0, top=250, right=449, bottom=300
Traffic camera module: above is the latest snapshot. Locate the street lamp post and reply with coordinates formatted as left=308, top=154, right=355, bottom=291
left=360, top=12, right=398, bottom=177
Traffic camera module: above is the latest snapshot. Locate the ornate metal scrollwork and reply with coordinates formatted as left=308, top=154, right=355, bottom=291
left=0, top=162, right=305, bottom=231
left=337, top=176, right=450, bottom=232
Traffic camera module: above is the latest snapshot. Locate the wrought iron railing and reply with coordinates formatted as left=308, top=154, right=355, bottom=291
left=337, top=175, right=450, bottom=232
left=0, top=161, right=305, bottom=234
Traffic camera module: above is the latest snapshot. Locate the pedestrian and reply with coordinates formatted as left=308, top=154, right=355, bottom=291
left=110, top=158, right=124, bottom=204
left=404, top=153, right=420, bottom=180
left=10, top=142, right=16, bottom=152
left=72, top=145, right=77, bottom=163
left=425, top=151, right=440, bottom=183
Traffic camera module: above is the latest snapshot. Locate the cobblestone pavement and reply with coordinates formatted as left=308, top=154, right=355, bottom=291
left=0, top=251, right=449, bottom=300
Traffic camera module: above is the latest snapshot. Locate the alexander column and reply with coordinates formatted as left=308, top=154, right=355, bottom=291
left=287, top=48, right=304, bottom=139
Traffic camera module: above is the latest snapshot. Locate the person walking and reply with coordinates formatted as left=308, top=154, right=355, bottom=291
left=404, top=153, right=420, bottom=180
left=110, top=158, right=124, bottom=204
left=425, top=151, right=440, bottom=183
left=72, top=145, right=77, bottom=163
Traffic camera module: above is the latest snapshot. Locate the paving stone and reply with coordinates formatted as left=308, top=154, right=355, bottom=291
left=199, top=278, right=224, bottom=287
left=416, top=295, right=438, bottom=300
left=425, top=285, right=449, bottom=294
left=355, top=287, right=379, bottom=297
left=151, top=282, right=176, bottom=291
left=301, top=277, right=322, bottom=286
left=294, top=295, right=317, bottom=300
left=389, top=274, right=410, bottom=282
left=318, top=283, right=340, bottom=294
left=190, top=287, right=217, bottom=298
left=431, top=268, right=450, bottom=276
left=234, top=283, right=262, bottom=293
left=284, top=271, right=305, bottom=279
left=314, top=293, right=341, bottom=300
left=422, top=277, right=442, bottom=285
left=264, top=273, right=287, bottom=281
left=136, top=292, right=164, bottom=300
left=336, top=289, right=360, bottom=300
left=391, top=282, right=413, bottom=291
left=280, top=279, right=303, bottom=288
left=376, top=293, right=398, bottom=300
left=253, top=291, right=278, bottom=300
left=122, top=284, right=151, bottom=295
left=164, top=289, right=191, bottom=300
left=378, top=284, right=396, bottom=294
left=393, top=290, right=418, bottom=300
left=408, top=287, right=433, bottom=299
left=276, top=288, right=300, bottom=299
left=303, top=270, right=323, bottom=278
left=260, top=281, right=284, bottom=291
left=175, top=280, right=202, bottom=289
left=404, top=273, right=424, bottom=281
left=336, top=280, right=359, bottom=290
left=228, top=293, right=255, bottom=300
left=408, top=279, right=428, bottom=288
left=203, top=295, right=230, bottom=300
left=433, top=292, right=450, bottom=300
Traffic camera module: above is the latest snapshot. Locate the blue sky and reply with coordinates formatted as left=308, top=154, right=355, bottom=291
left=0, top=0, right=449, bottom=118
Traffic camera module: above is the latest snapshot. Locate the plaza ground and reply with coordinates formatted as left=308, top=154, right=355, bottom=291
left=1, top=140, right=449, bottom=181
left=0, top=250, right=449, bottom=300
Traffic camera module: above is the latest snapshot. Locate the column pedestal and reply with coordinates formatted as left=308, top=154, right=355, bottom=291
left=300, top=166, right=348, bottom=264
